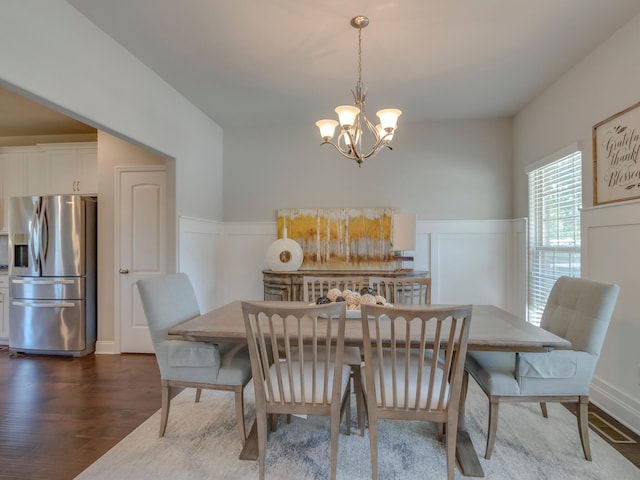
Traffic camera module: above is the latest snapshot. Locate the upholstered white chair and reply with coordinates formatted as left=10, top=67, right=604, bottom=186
left=465, top=276, right=620, bottom=460
left=241, top=301, right=351, bottom=480
left=360, top=303, right=473, bottom=480
left=137, top=273, right=252, bottom=444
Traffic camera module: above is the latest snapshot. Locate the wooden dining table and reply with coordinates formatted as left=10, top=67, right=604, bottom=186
left=169, top=300, right=571, bottom=478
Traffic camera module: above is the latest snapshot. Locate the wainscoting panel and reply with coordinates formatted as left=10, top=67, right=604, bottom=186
left=582, top=201, right=640, bottom=435
left=220, top=222, right=275, bottom=304
left=418, top=219, right=526, bottom=316
left=178, top=216, right=223, bottom=313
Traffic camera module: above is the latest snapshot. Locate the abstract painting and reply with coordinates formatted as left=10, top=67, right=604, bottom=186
left=277, top=207, right=395, bottom=270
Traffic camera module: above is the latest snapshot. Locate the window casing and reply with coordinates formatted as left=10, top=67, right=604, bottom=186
left=527, top=150, right=582, bottom=325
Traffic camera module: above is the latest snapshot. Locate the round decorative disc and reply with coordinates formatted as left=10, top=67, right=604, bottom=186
left=266, top=237, right=303, bottom=271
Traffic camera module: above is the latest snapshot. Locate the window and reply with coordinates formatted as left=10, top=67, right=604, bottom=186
left=527, top=149, right=582, bottom=325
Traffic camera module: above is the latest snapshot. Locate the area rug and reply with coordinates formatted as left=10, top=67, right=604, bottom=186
left=75, top=380, right=638, bottom=479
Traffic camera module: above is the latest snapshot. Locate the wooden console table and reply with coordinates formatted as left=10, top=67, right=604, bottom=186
left=263, top=269, right=429, bottom=301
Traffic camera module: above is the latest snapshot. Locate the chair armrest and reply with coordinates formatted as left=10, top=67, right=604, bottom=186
left=516, top=350, right=594, bottom=379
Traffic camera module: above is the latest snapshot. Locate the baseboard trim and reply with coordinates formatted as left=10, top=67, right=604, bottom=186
left=591, top=377, right=640, bottom=436
left=94, top=340, right=117, bottom=354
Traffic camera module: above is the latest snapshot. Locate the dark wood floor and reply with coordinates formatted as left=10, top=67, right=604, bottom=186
left=0, top=348, right=164, bottom=480
left=0, top=348, right=638, bottom=480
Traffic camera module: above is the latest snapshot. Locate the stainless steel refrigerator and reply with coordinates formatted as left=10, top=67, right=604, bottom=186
left=8, top=195, right=97, bottom=356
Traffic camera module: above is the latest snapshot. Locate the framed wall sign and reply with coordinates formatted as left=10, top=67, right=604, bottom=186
left=593, top=101, right=640, bottom=205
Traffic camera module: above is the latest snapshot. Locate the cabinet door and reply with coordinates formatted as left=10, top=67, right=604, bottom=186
left=1, top=153, right=27, bottom=232
left=25, top=151, right=48, bottom=195
left=47, top=149, right=78, bottom=194
left=46, top=146, right=97, bottom=195
left=77, top=149, right=97, bottom=194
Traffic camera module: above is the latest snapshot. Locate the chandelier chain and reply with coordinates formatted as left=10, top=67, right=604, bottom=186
left=357, top=26, right=362, bottom=86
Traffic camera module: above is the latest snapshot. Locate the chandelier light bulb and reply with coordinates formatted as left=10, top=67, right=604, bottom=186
left=315, top=119, right=339, bottom=141
left=335, top=105, right=360, bottom=129
left=376, top=109, right=402, bottom=132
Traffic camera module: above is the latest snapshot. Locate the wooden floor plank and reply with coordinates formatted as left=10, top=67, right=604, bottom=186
left=0, top=349, right=638, bottom=480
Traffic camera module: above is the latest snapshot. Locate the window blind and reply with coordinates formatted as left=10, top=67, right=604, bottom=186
left=527, top=150, right=582, bottom=325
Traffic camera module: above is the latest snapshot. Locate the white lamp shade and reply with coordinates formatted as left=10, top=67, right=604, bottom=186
left=316, top=119, right=339, bottom=140
left=335, top=105, right=360, bottom=128
left=392, top=213, right=416, bottom=250
left=376, top=108, right=402, bottom=131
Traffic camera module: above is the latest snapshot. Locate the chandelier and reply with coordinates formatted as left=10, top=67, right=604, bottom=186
left=315, top=16, right=402, bottom=167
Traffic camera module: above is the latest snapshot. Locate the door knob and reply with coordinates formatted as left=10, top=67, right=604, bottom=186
left=119, top=268, right=130, bottom=274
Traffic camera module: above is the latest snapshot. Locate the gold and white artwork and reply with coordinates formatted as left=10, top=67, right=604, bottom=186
left=277, top=207, right=395, bottom=270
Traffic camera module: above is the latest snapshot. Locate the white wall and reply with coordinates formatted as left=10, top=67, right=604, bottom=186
left=0, top=1, right=224, bottom=346
left=223, top=119, right=513, bottom=221
left=219, top=218, right=527, bottom=317
left=0, top=1, right=223, bottom=222
left=514, top=13, right=640, bottom=433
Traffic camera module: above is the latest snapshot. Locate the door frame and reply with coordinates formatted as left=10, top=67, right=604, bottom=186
left=113, top=165, right=171, bottom=354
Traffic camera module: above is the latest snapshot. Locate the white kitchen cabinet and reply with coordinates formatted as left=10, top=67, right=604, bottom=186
left=45, top=143, right=97, bottom=194
left=0, top=275, right=9, bottom=344
left=25, top=151, right=48, bottom=195
left=0, top=143, right=97, bottom=232
left=0, top=151, right=28, bottom=233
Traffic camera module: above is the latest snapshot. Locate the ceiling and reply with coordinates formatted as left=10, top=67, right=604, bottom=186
left=0, top=87, right=96, bottom=137
left=4, top=1, right=640, bottom=134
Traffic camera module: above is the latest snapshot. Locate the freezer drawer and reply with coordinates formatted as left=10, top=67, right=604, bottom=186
left=9, top=299, right=85, bottom=352
left=10, top=276, right=85, bottom=300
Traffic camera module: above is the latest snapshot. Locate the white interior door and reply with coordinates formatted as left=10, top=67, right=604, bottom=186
left=117, top=168, right=166, bottom=353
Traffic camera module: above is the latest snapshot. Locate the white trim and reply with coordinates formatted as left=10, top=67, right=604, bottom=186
left=94, top=340, right=117, bottom=354
left=591, top=376, right=640, bottom=436
left=524, top=142, right=580, bottom=174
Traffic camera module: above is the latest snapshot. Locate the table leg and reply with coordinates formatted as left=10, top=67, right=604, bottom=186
left=239, top=420, right=259, bottom=460
left=456, top=371, right=484, bottom=477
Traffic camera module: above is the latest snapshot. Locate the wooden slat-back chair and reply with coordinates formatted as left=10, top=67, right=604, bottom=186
left=241, top=301, right=351, bottom=480
left=368, top=276, right=432, bottom=305
left=302, top=275, right=366, bottom=303
left=360, top=303, right=472, bottom=480
left=302, top=275, right=367, bottom=434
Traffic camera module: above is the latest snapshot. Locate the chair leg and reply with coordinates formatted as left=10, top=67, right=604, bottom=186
left=540, top=402, right=548, bottom=418
left=269, top=414, right=278, bottom=432
left=195, top=388, right=202, bottom=403
left=234, top=387, right=246, bottom=445
left=445, top=414, right=459, bottom=480
left=485, top=397, right=499, bottom=459
left=367, top=397, right=379, bottom=480
left=159, top=383, right=171, bottom=437
left=341, top=380, right=351, bottom=435
left=577, top=396, right=592, bottom=461
left=351, top=365, right=366, bottom=435
left=256, top=408, right=268, bottom=480
left=459, top=370, right=470, bottom=429
left=330, top=401, right=342, bottom=480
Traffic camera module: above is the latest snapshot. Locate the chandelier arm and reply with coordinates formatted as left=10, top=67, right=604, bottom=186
left=320, top=140, right=364, bottom=163
left=320, top=140, right=362, bottom=162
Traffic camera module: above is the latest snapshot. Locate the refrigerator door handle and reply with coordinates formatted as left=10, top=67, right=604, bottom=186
left=11, top=278, right=76, bottom=285
left=12, top=300, right=76, bottom=308
left=30, top=206, right=40, bottom=274
left=38, top=199, right=49, bottom=266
